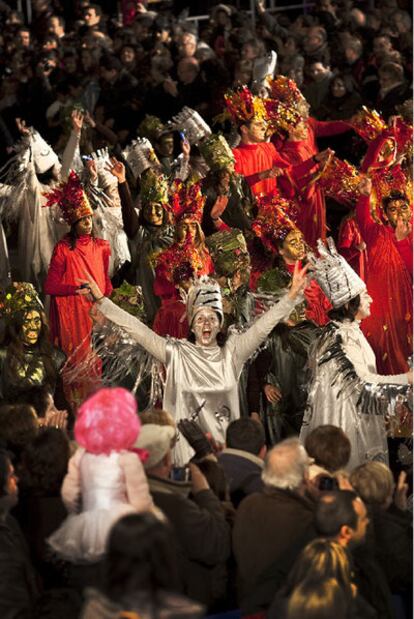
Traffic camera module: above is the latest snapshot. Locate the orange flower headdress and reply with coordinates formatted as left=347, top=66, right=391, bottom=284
left=350, top=106, right=387, bottom=142
left=252, top=194, right=299, bottom=253
left=224, top=85, right=267, bottom=125
left=43, top=170, right=93, bottom=225
left=264, top=76, right=305, bottom=132
left=169, top=178, right=206, bottom=225
left=318, top=157, right=364, bottom=206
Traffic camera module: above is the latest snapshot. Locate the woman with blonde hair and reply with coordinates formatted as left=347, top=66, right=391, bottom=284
left=268, top=539, right=375, bottom=619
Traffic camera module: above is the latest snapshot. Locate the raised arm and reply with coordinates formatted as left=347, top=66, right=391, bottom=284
left=355, top=177, right=379, bottom=242
left=232, top=262, right=308, bottom=372
left=60, top=110, right=83, bottom=180
left=105, top=157, right=139, bottom=238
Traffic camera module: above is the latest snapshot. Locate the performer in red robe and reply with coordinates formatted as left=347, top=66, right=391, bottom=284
left=224, top=85, right=326, bottom=201
left=152, top=179, right=214, bottom=339
left=43, top=172, right=112, bottom=406
left=356, top=177, right=412, bottom=374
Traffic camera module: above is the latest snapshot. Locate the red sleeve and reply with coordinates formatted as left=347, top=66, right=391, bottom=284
left=355, top=194, right=379, bottom=243
left=103, top=244, right=113, bottom=296
left=395, top=236, right=413, bottom=278
left=310, top=117, right=351, bottom=138
left=44, top=243, right=79, bottom=296
left=338, top=220, right=360, bottom=262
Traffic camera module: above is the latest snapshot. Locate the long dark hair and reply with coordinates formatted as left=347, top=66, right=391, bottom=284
left=104, top=513, right=179, bottom=602
left=328, top=295, right=360, bottom=322
left=5, top=309, right=58, bottom=389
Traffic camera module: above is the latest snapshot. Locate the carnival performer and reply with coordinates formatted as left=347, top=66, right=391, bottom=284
left=356, top=177, right=412, bottom=374
left=300, top=238, right=412, bottom=472
left=81, top=263, right=308, bottom=465
left=0, top=282, right=66, bottom=408
left=43, top=171, right=112, bottom=407
left=224, top=85, right=329, bottom=200
left=200, top=134, right=255, bottom=236
left=48, top=388, right=154, bottom=563
left=152, top=178, right=214, bottom=338
left=265, top=76, right=351, bottom=248
left=0, top=112, right=82, bottom=286
left=248, top=198, right=327, bottom=442
left=105, top=157, right=174, bottom=323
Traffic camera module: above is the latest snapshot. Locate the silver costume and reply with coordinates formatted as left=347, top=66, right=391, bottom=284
left=97, top=293, right=297, bottom=465
left=300, top=319, right=409, bottom=471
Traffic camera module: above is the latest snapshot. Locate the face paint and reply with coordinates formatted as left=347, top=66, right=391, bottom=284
left=143, top=202, right=164, bottom=226
left=177, top=219, right=198, bottom=244
left=21, top=310, right=42, bottom=346
left=385, top=199, right=411, bottom=227
left=192, top=308, right=220, bottom=347
left=281, top=229, right=306, bottom=262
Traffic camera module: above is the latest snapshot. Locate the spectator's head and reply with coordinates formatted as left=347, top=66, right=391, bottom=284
left=104, top=513, right=178, bottom=601
left=0, top=448, right=18, bottom=510
left=315, top=490, right=369, bottom=547
left=178, top=32, right=198, bottom=58
left=350, top=462, right=395, bottom=509
left=233, top=59, right=253, bottom=85
left=286, top=578, right=349, bottom=619
left=329, top=74, right=354, bottom=99
left=0, top=405, right=38, bottom=463
left=366, top=10, right=382, bottom=32
left=344, top=37, right=363, bottom=64
left=135, top=424, right=176, bottom=475
left=373, top=34, right=393, bottom=57
left=42, top=33, right=60, bottom=52
left=83, top=3, right=102, bottom=28
left=100, top=54, right=122, bottom=83
left=285, top=539, right=354, bottom=601
left=177, top=56, right=199, bottom=84
left=378, top=61, right=405, bottom=91
left=382, top=190, right=411, bottom=226
left=120, top=44, right=137, bottom=67
left=349, top=8, right=366, bottom=28
left=308, top=59, right=331, bottom=82
left=226, top=418, right=266, bottom=457
left=16, top=27, right=31, bottom=48
left=303, top=26, right=327, bottom=54
left=19, top=428, right=70, bottom=496
left=48, top=15, right=65, bottom=38
left=241, top=38, right=266, bottom=61
left=390, top=9, right=412, bottom=33
left=62, top=50, right=78, bottom=75
left=262, top=438, right=309, bottom=491
left=305, top=426, right=351, bottom=472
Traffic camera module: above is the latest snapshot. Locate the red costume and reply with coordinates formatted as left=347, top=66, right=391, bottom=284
left=356, top=194, right=412, bottom=374
left=273, top=118, right=350, bottom=247
left=232, top=141, right=318, bottom=199
left=44, top=235, right=112, bottom=402
left=338, top=213, right=367, bottom=280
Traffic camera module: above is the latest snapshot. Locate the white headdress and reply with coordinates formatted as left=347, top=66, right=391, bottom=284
left=186, top=276, right=224, bottom=326
left=307, top=238, right=366, bottom=308
left=168, top=107, right=212, bottom=145
left=30, top=129, right=60, bottom=173
left=122, top=137, right=160, bottom=179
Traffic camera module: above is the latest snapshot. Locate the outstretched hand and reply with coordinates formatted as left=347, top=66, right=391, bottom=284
left=288, top=261, right=309, bottom=300
left=16, top=117, right=30, bottom=135
left=77, top=274, right=104, bottom=301
left=105, top=156, right=126, bottom=183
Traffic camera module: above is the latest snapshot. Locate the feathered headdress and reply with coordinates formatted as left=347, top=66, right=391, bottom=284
left=155, top=238, right=209, bottom=286
left=252, top=194, right=299, bottom=253
left=264, top=76, right=306, bottom=132
left=199, top=134, right=235, bottom=171
left=43, top=170, right=93, bottom=225
left=0, top=281, right=43, bottom=323
left=307, top=238, right=366, bottom=308
left=318, top=156, right=364, bottom=206
left=140, top=168, right=169, bottom=207
left=169, top=178, right=206, bottom=224
left=224, top=85, right=267, bottom=125
left=350, top=106, right=387, bottom=142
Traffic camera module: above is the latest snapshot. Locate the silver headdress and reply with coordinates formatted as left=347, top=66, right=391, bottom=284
left=168, top=107, right=212, bottom=145
left=122, top=137, right=161, bottom=179
left=186, top=276, right=224, bottom=326
left=307, top=238, right=366, bottom=308
left=30, top=129, right=60, bottom=173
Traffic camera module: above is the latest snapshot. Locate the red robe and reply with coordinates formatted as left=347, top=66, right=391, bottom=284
left=285, top=261, right=331, bottom=325
left=274, top=118, right=350, bottom=248
left=232, top=141, right=319, bottom=199
left=44, top=234, right=112, bottom=405
left=337, top=213, right=367, bottom=280
left=356, top=195, right=412, bottom=374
